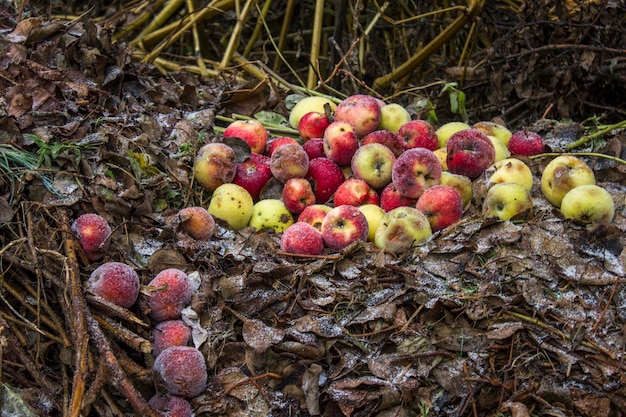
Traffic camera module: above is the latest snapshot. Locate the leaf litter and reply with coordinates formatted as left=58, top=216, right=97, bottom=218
left=0, top=7, right=625, bottom=417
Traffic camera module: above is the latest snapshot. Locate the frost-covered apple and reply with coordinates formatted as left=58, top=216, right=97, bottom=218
left=147, top=268, right=194, bottom=322
left=270, top=142, right=309, bottom=183
left=482, top=182, right=533, bottom=221
left=323, top=121, right=359, bottom=166
left=560, top=184, right=614, bottom=224
left=299, top=111, right=331, bottom=142
left=282, top=177, right=316, bottom=214
left=232, top=152, right=273, bottom=201
left=415, top=185, right=463, bottom=231
left=540, top=155, right=595, bottom=207
left=153, top=346, right=207, bottom=398
left=193, top=142, right=237, bottom=191
left=88, top=262, right=140, bottom=309
left=302, top=137, right=326, bottom=160
left=392, top=147, right=442, bottom=199
left=351, top=143, right=397, bottom=190
left=266, top=136, right=299, bottom=157
left=321, top=205, right=369, bottom=251
left=398, top=120, right=439, bottom=151
left=223, top=119, right=268, bottom=154
left=333, top=178, right=379, bottom=207
left=306, top=157, right=345, bottom=203
left=446, top=128, right=495, bottom=179
left=333, top=94, right=381, bottom=137
left=379, top=182, right=417, bottom=212
left=508, top=130, right=544, bottom=156
left=152, top=320, right=192, bottom=357
left=248, top=199, right=294, bottom=232
left=71, top=213, right=111, bottom=261
left=374, top=206, right=432, bottom=254
left=297, top=204, right=331, bottom=231
left=488, top=158, right=533, bottom=192
left=361, top=130, right=405, bottom=157
left=208, top=183, right=254, bottom=230
left=280, top=222, right=325, bottom=255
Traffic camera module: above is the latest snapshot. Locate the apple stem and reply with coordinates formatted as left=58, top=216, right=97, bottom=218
left=565, top=119, right=626, bottom=150
left=529, top=151, right=626, bottom=166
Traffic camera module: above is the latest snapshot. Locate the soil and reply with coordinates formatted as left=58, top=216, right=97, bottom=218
left=0, top=2, right=625, bottom=417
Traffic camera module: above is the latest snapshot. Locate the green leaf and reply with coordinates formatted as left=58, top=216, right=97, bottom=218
left=254, top=111, right=288, bottom=127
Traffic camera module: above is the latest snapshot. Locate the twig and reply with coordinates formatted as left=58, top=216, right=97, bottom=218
left=528, top=151, right=626, bottom=165
left=565, top=120, right=626, bottom=150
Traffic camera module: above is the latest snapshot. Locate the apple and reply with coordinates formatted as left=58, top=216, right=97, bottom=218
left=540, top=155, right=595, bottom=207
left=71, top=213, right=111, bottom=262
left=374, top=206, right=432, bottom=254
left=358, top=204, right=385, bottom=242
left=482, top=182, right=533, bottom=221
left=361, top=130, right=405, bottom=157
left=333, top=94, right=382, bottom=137
left=333, top=178, right=379, bottom=207
left=289, top=96, right=337, bottom=129
left=282, top=177, right=316, bottom=214
left=306, top=157, right=346, bottom=203
left=270, top=142, right=309, bottom=183
left=435, top=121, right=471, bottom=148
left=350, top=143, right=397, bottom=189
left=208, top=183, right=254, bottom=230
left=193, top=142, right=237, bottom=191
left=446, top=128, right=496, bottom=179
left=378, top=103, right=412, bottom=133
left=415, top=185, right=463, bottom=232
left=299, top=111, right=332, bottom=142
left=302, top=137, right=326, bottom=160
left=266, top=136, right=299, bottom=157
left=281, top=222, right=325, bottom=255
left=473, top=121, right=512, bottom=145
left=321, top=205, right=369, bottom=251
left=323, top=121, right=359, bottom=166
left=398, top=120, right=439, bottom=151
left=508, top=130, right=545, bottom=156
left=440, top=171, right=473, bottom=207
left=487, top=135, right=511, bottom=162
left=392, top=147, right=442, bottom=199
left=560, top=184, right=614, bottom=224
left=379, top=182, right=417, bottom=212
left=487, top=158, right=533, bottom=192
left=223, top=119, right=268, bottom=154
left=232, top=152, right=273, bottom=200
left=433, top=147, right=448, bottom=171
left=297, top=204, right=331, bottom=231
left=248, top=199, right=294, bottom=232
left=177, top=206, right=215, bottom=240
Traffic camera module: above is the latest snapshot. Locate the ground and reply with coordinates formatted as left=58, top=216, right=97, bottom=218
left=0, top=2, right=626, bottom=417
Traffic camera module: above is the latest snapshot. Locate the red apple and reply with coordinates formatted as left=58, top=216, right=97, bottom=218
left=193, top=142, right=237, bottom=191
left=280, top=222, right=325, bottom=255
left=333, top=178, right=379, bottom=207
left=446, top=128, right=496, bottom=179
left=379, top=182, right=417, bottom=212
left=398, top=120, right=439, bottom=151
left=298, top=111, right=332, bottom=142
left=266, top=136, right=300, bottom=156
left=392, top=147, right=442, bottom=199
left=323, top=121, right=359, bottom=166
left=302, top=137, right=326, bottom=160
left=270, top=143, right=309, bottom=183
left=297, top=204, right=331, bottom=231
left=282, top=177, right=316, bottom=214
left=223, top=119, right=268, bottom=154
left=232, top=152, right=272, bottom=200
left=71, top=213, right=111, bottom=262
left=415, top=185, right=463, bottom=231
left=508, top=130, right=545, bottom=156
left=320, top=205, right=369, bottom=251
left=361, top=130, right=405, bottom=157
left=350, top=142, right=396, bottom=189
left=333, top=94, right=381, bottom=137
left=306, top=157, right=346, bottom=203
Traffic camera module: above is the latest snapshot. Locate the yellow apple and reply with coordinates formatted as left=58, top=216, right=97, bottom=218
left=560, top=184, right=614, bottom=224
left=378, top=103, right=412, bottom=133
left=289, top=96, right=337, bottom=129
left=435, top=121, right=470, bottom=148
left=208, top=183, right=254, bottom=230
left=488, top=158, right=533, bottom=192
left=473, top=121, right=512, bottom=145
left=374, top=207, right=432, bottom=254
left=440, top=171, right=473, bottom=207
left=487, top=135, right=511, bottom=162
left=248, top=199, right=294, bottom=232
left=540, top=155, right=595, bottom=207
left=358, top=204, right=385, bottom=242
left=482, top=182, right=533, bottom=221
left=433, top=147, right=448, bottom=171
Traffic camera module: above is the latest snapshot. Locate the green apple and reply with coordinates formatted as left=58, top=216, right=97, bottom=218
left=208, top=183, right=254, bottom=230
left=488, top=158, right=533, bottom=192
left=248, top=199, right=294, bottom=232
left=289, top=96, right=337, bottom=129
left=560, top=184, right=614, bottom=223
left=440, top=171, right=473, bottom=207
left=358, top=204, right=385, bottom=242
left=374, top=206, right=432, bottom=254
left=378, top=103, right=412, bottom=133
left=435, top=121, right=470, bottom=148
left=482, top=182, right=533, bottom=221
left=487, top=135, right=511, bottom=162
left=540, top=155, right=595, bottom=207
left=473, top=121, right=512, bottom=145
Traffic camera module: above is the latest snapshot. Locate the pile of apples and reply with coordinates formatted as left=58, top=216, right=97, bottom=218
left=192, top=94, right=615, bottom=255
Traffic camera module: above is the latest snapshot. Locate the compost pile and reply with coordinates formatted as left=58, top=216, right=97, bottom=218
left=1, top=2, right=626, bottom=416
